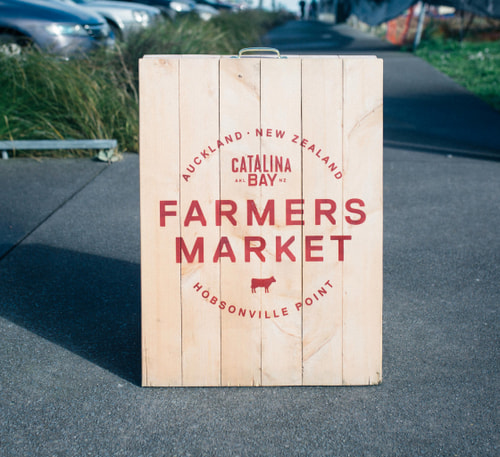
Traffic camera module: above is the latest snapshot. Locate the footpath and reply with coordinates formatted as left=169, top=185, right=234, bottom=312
left=1, top=21, right=499, bottom=457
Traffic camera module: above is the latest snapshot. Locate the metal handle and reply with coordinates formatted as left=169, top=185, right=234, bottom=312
left=236, top=47, right=286, bottom=59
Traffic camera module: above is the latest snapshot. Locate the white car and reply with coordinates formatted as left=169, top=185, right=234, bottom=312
left=55, top=0, right=162, bottom=39
left=193, top=1, right=218, bottom=21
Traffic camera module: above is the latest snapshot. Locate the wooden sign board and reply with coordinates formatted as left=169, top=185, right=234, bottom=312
left=139, top=54, right=383, bottom=387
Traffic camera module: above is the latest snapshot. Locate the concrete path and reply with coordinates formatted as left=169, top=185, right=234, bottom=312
left=265, top=21, right=500, bottom=157
left=1, top=21, right=499, bottom=456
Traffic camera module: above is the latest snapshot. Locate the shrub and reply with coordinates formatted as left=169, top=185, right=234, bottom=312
left=114, top=14, right=234, bottom=93
left=211, top=9, right=295, bottom=50
left=0, top=51, right=138, bottom=156
left=0, top=10, right=293, bottom=157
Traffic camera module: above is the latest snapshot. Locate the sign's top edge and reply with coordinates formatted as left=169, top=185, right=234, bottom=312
left=140, top=54, right=381, bottom=60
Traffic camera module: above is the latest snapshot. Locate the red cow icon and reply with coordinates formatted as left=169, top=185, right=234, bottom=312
left=251, top=276, right=276, bottom=293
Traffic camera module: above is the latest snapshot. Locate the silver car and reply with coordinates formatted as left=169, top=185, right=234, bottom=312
left=193, top=1, right=218, bottom=21
left=55, top=0, right=162, bottom=39
left=0, top=0, right=114, bottom=56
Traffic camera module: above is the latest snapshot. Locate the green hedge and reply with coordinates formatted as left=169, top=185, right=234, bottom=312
left=415, top=39, right=500, bottom=112
left=0, top=10, right=293, bottom=157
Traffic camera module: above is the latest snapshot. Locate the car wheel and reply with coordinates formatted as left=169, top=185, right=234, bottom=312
left=0, top=34, right=23, bottom=55
left=107, top=22, right=123, bottom=41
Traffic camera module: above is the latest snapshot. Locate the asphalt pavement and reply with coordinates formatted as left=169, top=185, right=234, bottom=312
left=1, top=20, right=499, bottom=456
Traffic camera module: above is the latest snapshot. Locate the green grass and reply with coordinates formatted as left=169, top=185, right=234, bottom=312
left=116, top=9, right=294, bottom=91
left=0, top=51, right=138, bottom=155
left=0, top=10, right=293, bottom=157
left=415, top=39, right=500, bottom=112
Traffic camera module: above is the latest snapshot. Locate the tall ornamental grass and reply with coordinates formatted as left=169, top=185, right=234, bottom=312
left=115, top=13, right=235, bottom=92
left=0, top=10, right=293, bottom=157
left=0, top=51, right=138, bottom=156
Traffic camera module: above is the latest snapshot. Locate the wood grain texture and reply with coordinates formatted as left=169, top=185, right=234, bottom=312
left=178, top=57, right=221, bottom=386
left=301, top=57, right=344, bottom=385
left=342, top=57, right=383, bottom=385
left=140, top=54, right=383, bottom=387
left=140, top=57, right=182, bottom=386
left=260, top=57, right=303, bottom=386
left=219, top=57, right=263, bottom=386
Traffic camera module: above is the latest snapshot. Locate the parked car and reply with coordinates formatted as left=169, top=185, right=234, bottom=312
left=0, top=0, right=114, bottom=56
left=108, top=0, right=219, bottom=21
left=193, top=0, right=235, bottom=12
left=54, top=0, right=162, bottom=39
left=192, top=1, right=218, bottom=20
left=107, top=0, right=195, bottom=20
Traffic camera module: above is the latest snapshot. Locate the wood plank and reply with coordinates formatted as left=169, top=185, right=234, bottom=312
left=139, top=56, right=182, bottom=386
left=219, top=57, right=263, bottom=386
left=341, top=57, right=383, bottom=385
left=178, top=56, right=221, bottom=386
left=260, top=57, right=303, bottom=386
left=140, top=54, right=383, bottom=387
left=301, top=57, right=344, bottom=385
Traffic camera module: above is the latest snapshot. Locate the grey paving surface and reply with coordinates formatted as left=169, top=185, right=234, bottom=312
left=266, top=21, right=500, bottom=157
left=0, top=159, right=108, bottom=258
left=1, top=21, right=499, bottom=456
